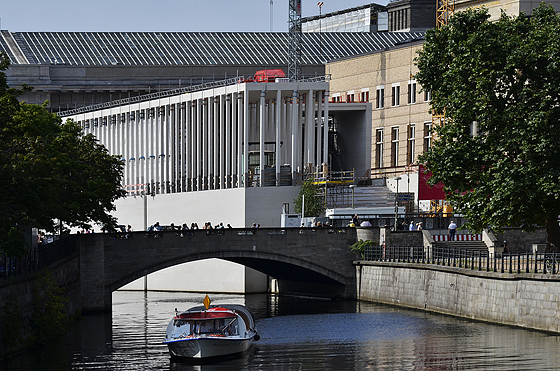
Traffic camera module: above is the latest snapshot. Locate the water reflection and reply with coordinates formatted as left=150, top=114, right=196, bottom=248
left=2, top=291, right=560, bottom=370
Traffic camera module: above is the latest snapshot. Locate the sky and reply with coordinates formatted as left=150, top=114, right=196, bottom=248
left=2, top=0, right=389, bottom=33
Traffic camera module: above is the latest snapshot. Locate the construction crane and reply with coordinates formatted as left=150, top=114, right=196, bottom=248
left=430, top=0, right=455, bottom=215
left=432, top=0, right=455, bottom=127
left=436, top=0, right=455, bottom=29
left=288, top=0, right=302, bottom=81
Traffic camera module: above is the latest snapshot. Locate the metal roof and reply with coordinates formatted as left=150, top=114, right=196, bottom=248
left=0, top=31, right=424, bottom=66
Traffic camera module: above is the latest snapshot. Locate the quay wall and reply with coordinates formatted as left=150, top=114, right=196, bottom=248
left=356, top=262, right=560, bottom=333
left=0, top=254, right=81, bottom=357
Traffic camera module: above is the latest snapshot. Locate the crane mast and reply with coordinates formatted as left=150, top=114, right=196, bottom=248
left=429, top=0, right=455, bottom=215
left=288, top=0, right=302, bottom=81
left=431, top=0, right=454, bottom=127
left=436, top=0, right=455, bottom=29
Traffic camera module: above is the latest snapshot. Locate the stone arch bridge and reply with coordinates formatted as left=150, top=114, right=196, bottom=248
left=78, top=227, right=359, bottom=311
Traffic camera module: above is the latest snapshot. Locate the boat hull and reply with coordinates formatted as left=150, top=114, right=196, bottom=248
left=165, top=335, right=254, bottom=359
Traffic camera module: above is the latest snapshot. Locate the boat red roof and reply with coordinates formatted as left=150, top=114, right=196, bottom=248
left=177, top=307, right=237, bottom=320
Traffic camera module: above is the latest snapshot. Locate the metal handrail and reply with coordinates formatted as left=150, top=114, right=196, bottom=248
left=362, top=245, right=560, bottom=275
left=57, top=74, right=331, bottom=117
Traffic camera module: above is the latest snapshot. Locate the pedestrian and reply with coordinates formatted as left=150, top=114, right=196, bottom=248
left=416, top=222, right=422, bottom=231
left=126, top=225, right=132, bottom=239
left=409, top=221, right=416, bottom=231
left=448, top=220, right=457, bottom=240
left=502, top=241, right=509, bottom=253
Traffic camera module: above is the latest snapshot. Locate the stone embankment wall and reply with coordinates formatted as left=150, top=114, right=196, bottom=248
left=356, top=262, right=560, bottom=333
left=0, top=254, right=81, bottom=357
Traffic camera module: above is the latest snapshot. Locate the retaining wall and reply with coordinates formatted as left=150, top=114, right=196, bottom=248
left=356, top=262, right=560, bottom=333
left=0, top=254, right=81, bottom=356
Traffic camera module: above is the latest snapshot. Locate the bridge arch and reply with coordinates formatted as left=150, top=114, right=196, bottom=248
left=78, top=227, right=359, bottom=311
left=108, top=251, right=352, bottom=294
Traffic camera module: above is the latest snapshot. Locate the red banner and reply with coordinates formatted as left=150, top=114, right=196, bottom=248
left=418, top=164, right=446, bottom=200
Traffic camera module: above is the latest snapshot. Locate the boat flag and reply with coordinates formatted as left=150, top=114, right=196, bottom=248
left=203, top=294, right=211, bottom=310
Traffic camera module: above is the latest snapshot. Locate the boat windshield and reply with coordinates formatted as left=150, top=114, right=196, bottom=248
left=171, top=317, right=239, bottom=337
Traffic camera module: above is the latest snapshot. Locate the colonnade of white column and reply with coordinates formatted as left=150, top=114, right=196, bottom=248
left=66, top=82, right=330, bottom=196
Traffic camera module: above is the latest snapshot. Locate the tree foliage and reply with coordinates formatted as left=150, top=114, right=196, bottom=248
left=294, top=179, right=325, bottom=218
left=415, top=4, right=560, bottom=248
left=0, top=53, right=125, bottom=256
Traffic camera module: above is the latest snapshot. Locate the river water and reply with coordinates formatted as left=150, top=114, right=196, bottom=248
left=2, top=291, right=560, bottom=370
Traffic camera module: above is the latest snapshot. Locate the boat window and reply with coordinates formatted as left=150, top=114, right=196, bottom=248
left=171, top=319, right=191, bottom=337
left=185, top=318, right=239, bottom=336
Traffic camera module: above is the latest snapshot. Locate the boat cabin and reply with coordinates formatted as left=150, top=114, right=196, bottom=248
left=167, top=307, right=248, bottom=339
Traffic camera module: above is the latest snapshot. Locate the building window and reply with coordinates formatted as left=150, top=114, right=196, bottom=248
left=376, top=86, right=385, bottom=109
left=423, top=122, right=432, bottom=152
left=375, top=128, right=383, bottom=168
left=360, top=90, right=369, bottom=103
left=408, top=80, right=417, bottom=104
left=346, top=92, right=355, bottom=103
left=391, top=84, right=400, bottom=107
left=407, top=124, right=415, bottom=164
left=391, top=127, right=399, bottom=167
left=424, top=90, right=432, bottom=102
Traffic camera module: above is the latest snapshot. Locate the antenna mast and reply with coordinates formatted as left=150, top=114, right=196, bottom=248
left=288, top=0, right=302, bottom=81
left=270, top=0, right=274, bottom=32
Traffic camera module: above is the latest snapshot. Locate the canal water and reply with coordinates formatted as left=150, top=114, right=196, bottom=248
left=2, top=291, right=560, bottom=370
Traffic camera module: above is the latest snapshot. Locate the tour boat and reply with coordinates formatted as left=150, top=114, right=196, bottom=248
left=163, top=300, right=259, bottom=359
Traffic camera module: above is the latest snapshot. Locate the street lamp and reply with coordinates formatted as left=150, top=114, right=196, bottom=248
left=349, top=185, right=355, bottom=208
left=393, top=177, right=402, bottom=230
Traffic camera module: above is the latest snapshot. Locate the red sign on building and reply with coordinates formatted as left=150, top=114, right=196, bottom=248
left=418, top=164, right=446, bottom=200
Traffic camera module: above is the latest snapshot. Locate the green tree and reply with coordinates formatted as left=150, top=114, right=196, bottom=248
left=415, top=4, right=560, bottom=248
left=0, top=53, right=125, bottom=256
left=294, top=179, right=325, bottom=218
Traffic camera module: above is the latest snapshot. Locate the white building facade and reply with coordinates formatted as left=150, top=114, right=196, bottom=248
left=63, top=79, right=333, bottom=229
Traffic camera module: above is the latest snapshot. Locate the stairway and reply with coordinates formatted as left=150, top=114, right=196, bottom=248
left=434, top=240, right=488, bottom=252
left=327, top=184, right=395, bottom=209
left=352, top=186, right=395, bottom=208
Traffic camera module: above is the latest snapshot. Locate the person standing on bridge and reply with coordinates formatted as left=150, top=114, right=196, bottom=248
left=448, top=220, right=457, bottom=241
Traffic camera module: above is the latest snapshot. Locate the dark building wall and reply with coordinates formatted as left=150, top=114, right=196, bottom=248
left=387, top=0, right=435, bottom=32
left=7, top=64, right=324, bottom=112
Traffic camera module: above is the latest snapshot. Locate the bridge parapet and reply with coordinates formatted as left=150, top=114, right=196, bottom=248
left=78, top=227, right=359, bottom=311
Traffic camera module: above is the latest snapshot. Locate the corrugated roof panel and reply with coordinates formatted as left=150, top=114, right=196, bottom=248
left=7, top=31, right=424, bottom=66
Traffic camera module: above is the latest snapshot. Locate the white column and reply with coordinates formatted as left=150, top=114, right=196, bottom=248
left=219, top=94, right=226, bottom=189
left=316, top=91, right=322, bottom=167
left=291, top=90, right=299, bottom=180
left=141, top=109, right=147, bottom=194
left=281, top=96, right=289, bottom=166
left=306, top=89, right=315, bottom=167
left=213, top=96, right=219, bottom=189
left=298, top=94, right=304, bottom=172
left=323, top=90, right=330, bottom=166
left=184, top=101, right=191, bottom=192
left=196, top=99, right=202, bottom=191
left=237, top=92, right=243, bottom=188
left=155, top=107, right=161, bottom=194
left=161, top=105, right=169, bottom=194
left=225, top=94, right=232, bottom=188
left=172, top=103, right=179, bottom=193
left=233, top=92, right=239, bottom=187
left=275, top=89, right=281, bottom=185
left=203, top=98, right=209, bottom=190
left=190, top=100, right=196, bottom=191
left=180, top=101, right=186, bottom=192
left=259, top=90, right=266, bottom=187
left=243, top=92, right=249, bottom=188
